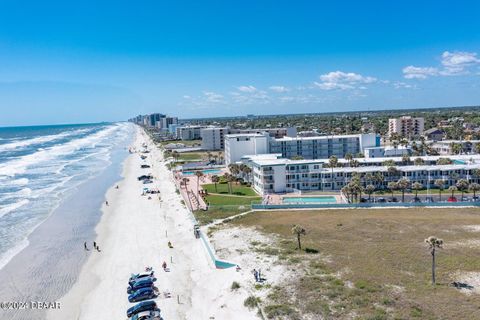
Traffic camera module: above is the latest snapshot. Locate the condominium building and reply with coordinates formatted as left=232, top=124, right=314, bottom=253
left=388, top=116, right=424, bottom=137
left=200, top=126, right=297, bottom=151
left=175, top=126, right=207, bottom=140
left=364, top=146, right=412, bottom=158
left=200, top=127, right=229, bottom=151
left=245, top=155, right=480, bottom=195
left=224, top=133, right=269, bottom=165
left=269, top=133, right=378, bottom=159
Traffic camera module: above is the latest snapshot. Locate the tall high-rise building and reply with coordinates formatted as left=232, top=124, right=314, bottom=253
left=388, top=116, right=424, bottom=137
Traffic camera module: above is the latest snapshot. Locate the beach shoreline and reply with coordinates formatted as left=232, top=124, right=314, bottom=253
left=47, top=126, right=257, bottom=320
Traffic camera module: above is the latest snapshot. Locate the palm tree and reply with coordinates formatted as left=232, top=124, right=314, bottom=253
left=227, top=174, right=236, bottom=194
left=195, top=171, right=204, bottom=192
left=182, top=177, right=189, bottom=189
left=434, top=179, right=445, bottom=201
left=345, top=153, right=353, bottom=167
left=350, top=159, right=360, bottom=168
left=437, top=158, right=452, bottom=165
left=448, top=185, right=458, bottom=199
left=396, top=178, right=410, bottom=202
left=425, top=236, right=443, bottom=285
left=383, top=159, right=396, bottom=167
left=412, top=182, right=423, bottom=199
left=206, top=152, right=212, bottom=162
left=414, top=157, right=425, bottom=166
left=402, top=154, right=411, bottom=165
left=364, top=172, right=373, bottom=187
left=374, top=172, right=384, bottom=188
left=291, top=225, right=306, bottom=250
left=387, top=181, right=397, bottom=200
left=365, top=184, right=375, bottom=202
left=211, top=175, right=220, bottom=192
left=456, top=179, right=469, bottom=200
left=469, top=183, right=480, bottom=200
left=328, top=156, right=338, bottom=189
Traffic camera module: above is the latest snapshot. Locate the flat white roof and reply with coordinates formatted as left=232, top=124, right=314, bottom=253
left=225, top=133, right=267, bottom=138
left=250, top=153, right=480, bottom=167
left=273, top=133, right=372, bottom=141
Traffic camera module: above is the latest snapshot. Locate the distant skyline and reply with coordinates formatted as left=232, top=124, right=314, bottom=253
left=1, top=1, right=480, bottom=126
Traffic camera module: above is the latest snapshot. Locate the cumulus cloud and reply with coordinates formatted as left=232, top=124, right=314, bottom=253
left=237, top=85, right=257, bottom=93
left=314, top=71, right=377, bottom=90
left=402, top=66, right=439, bottom=79
left=403, top=51, right=480, bottom=79
left=268, top=85, right=289, bottom=93
left=203, top=91, right=224, bottom=103
left=441, top=51, right=480, bottom=75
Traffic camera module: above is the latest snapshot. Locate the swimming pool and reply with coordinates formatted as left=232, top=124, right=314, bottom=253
left=283, top=196, right=337, bottom=203
left=182, top=169, right=222, bottom=175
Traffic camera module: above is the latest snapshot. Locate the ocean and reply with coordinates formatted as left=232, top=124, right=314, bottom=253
left=0, top=122, right=134, bottom=319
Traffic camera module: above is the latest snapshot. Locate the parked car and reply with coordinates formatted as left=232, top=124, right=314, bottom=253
left=129, top=275, right=156, bottom=286
left=126, top=300, right=158, bottom=318
left=138, top=175, right=153, bottom=181
left=425, top=196, right=435, bottom=203
left=447, top=196, right=458, bottom=202
left=360, top=197, right=368, bottom=203
left=388, top=197, right=398, bottom=203
left=410, top=197, right=421, bottom=203
left=143, top=180, right=153, bottom=184
left=376, top=197, right=386, bottom=203
left=461, top=196, right=469, bottom=202
left=127, top=279, right=155, bottom=294
left=130, top=310, right=162, bottom=320
left=128, top=287, right=157, bottom=303
left=129, top=271, right=155, bottom=283
left=141, top=164, right=151, bottom=168
left=473, top=196, right=479, bottom=202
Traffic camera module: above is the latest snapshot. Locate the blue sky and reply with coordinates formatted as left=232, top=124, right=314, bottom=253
left=0, top=0, right=480, bottom=126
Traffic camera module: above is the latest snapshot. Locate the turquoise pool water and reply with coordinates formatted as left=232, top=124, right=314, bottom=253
left=183, top=169, right=221, bottom=175
left=453, top=160, right=466, bottom=164
left=283, top=196, right=337, bottom=203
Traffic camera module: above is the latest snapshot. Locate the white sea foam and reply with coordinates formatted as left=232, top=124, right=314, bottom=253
left=0, top=124, right=122, bottom=177
left=0, top=128, right=91, bottom=152
left=0, top=199, right=30, bottom=219
left=0, top=238, right=29, bottom=271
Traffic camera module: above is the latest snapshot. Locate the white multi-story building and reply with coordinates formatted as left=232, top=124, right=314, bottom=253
left=175, top=126, right=207, bottom=140
left=364, top=146, right=412, bottom=158
left=388, top=116, right=424, bottom=137
left=269, top=133, right=378, bottom=159
left=245, top=154, right=480, bottom=195
left=200, top=127, right=229, bottom=150
left=200, top=126, right=296, bottom=151
left=224, top=133, right=269, bottom=165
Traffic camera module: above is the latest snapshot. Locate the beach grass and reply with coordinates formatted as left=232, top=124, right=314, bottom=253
left=232, top=208, right=480, bottom=319
left=203, top=183, right=258, bottom=196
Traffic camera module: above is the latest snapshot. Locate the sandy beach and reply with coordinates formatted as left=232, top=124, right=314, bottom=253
left=48, top=127, right=257, bottom=320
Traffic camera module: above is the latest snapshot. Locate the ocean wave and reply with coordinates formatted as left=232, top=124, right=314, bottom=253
left=0, top=238, right=29, bottom=271
left=0, top=199, right=30, bottom=219
left=0, top=124, right=124, bottom=177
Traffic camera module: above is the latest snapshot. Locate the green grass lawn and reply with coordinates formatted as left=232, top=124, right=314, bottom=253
left=193, top=193, right=261, bottom=225
left=232, top=208, right=480, bottom=319
left=203, top=183, right=258, bottom=196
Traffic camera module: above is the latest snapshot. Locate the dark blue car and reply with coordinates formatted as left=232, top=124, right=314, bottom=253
left=127, top=279, right=154, bottom=294
left=128, top=275, right=156, bottom=287
left=126, top=300, right=158, bottom=318
left=128, top=287, right=156, bottom=303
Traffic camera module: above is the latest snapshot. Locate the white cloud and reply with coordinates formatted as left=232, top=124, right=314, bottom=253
left=402, top=66, right=439, bottom=79
left=203, top=91, right=224, bottom=103
left=268, top=85, right=289, bottom=93
left=237, top=85, right=257, bottom=93
left=315, top=71, right=377, bottom=90
left=441, top=51, right=480, bottom=75
left=393, top=81, right=414, bottom=89
left=402, top=51, right=480, bottom=79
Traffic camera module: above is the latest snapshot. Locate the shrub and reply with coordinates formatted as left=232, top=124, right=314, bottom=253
left=231, top=281, right=240, bottom=291
left=264, top=304, right=298, bottom=319
left=244, top=296, right=261, bottom=310
left=305, top=247, right=319, bottom=254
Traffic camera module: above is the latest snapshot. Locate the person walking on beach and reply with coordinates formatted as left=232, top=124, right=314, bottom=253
left=93, top=241, right=97, bottom=250
left=253, top=269, right=258, bottom=282
left=105, top=200, right=109, bottom=206
left=84, top=241, right=88, bottom=251
left=96, top=245, right=101, bottom=252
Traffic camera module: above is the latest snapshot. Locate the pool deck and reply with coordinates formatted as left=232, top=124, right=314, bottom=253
left=263, top=194, right=344, bottom=205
